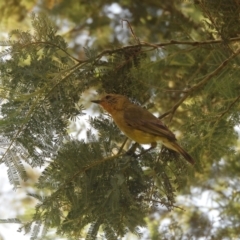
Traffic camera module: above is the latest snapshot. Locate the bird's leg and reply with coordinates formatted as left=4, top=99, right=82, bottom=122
left=126, top=142, right=157, bottom=158
left=126, top=142, right=139, bottom=157
left=136, top=142, right=157, bottom=157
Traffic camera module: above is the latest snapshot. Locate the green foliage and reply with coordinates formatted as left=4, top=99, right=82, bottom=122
left=0, top=1, right=240, bottom=239
left=0, top=13, right=93, bottom=183
left=198, top=0, right=240, bottom=38
left=21, top=124, right=190, bottom=239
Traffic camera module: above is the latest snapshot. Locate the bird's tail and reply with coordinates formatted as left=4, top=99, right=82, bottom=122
left=168, top=142, right=195, bottom=165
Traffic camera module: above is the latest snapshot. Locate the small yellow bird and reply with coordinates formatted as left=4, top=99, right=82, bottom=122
left=91, top=94, right=194, bottom=165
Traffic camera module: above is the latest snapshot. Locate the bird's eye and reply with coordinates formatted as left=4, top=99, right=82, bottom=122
left=105, top=95, right=111, bottom=100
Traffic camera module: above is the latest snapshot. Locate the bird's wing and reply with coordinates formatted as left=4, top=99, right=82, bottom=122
left=124, top=105, right=176, bottom=141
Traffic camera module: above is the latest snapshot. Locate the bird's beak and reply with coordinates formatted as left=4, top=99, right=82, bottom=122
left=91, top=99, right=102, bottom=104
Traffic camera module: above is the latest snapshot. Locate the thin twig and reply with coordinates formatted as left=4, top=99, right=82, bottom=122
left=163, top=89, right=188, bottom=93
left=217, top=94, right=240, bottom=120
left=159, top=94, right=188, bottom=120
left=19, top=41, right=82, bottom=63
left=144, top=198, right=185, bottom=211
left=94, top=37, right=240, bottom=61
left=121, top=19, right=140, bottom=44
left=117, top=137, right=128, bottom=154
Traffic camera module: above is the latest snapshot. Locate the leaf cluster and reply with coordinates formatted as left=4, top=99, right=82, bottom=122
left=0, top=14, right=94, bottom=184
left=20, top=123, right=191, bottom=239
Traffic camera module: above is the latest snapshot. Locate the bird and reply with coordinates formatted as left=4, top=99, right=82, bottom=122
left=91, top=94, right=194, bottom=165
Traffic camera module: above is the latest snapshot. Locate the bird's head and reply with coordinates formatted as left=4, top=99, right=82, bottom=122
left=91, top=94, right=130, bottom=114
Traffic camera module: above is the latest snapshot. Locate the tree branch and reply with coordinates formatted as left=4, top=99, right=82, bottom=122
left=144, top=198, right=185, bottom=211
left=159, top=48, right=240, bottom=120
left=217, top=94, right=240, bottom=121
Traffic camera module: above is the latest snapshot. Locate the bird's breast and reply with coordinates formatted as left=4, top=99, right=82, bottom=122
left=111, top=111, right=158, bottom=144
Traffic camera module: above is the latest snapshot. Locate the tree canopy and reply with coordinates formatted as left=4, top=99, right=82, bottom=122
left=0, top=0, right=240, bottom=239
